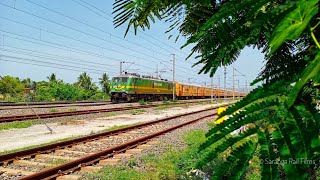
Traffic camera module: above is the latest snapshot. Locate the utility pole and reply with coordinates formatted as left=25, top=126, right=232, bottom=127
left=224, top=66, right=227, bottom=101
left=211, top=76, right=213, bottom=103
left=232, top=67, right=235, bottom=100
left=244, top=80, right=248, bottom=93
left=218, top=75, right=220, bottom=90
left=238, top=79, right=240, bottom=99
left=156, top=64, right=159, bottom=78
left=120, top=61, right=123, bottom=75
left=171, top=54, right=176, bottom=101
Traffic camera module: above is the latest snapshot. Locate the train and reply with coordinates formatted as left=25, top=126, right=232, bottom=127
left=109, top=72, right=246, bottom=103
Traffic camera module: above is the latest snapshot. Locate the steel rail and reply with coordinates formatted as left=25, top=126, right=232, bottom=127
left=0, top=103, right=229, bottom=163
left=19, top=112, right=216, bottom=180
left=0, top=100, right=109, bottom=106
left=0, top=102, right=112, bottom=110
left=0, top=100, right=214, bottom=123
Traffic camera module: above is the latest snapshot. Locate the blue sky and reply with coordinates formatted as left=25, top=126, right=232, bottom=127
left=0, top=0, right=264, bottom=91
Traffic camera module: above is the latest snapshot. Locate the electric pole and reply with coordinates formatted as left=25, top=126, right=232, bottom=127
left=224, top=66, right=227, bottom=100
left=211, top=76, right=213, bottom=103
left=120, top=61, right=123, bottom=75
left=171, top=54, right=176, bottom=101
left=238, top=79, right=240, bottom=99
left=218, top=75, right=220, bottom=90
left=245, top=80, right=248, bottom=94
left=232, top=67, right=235, bottom=100
left=156, top=64, right=159, bottom=78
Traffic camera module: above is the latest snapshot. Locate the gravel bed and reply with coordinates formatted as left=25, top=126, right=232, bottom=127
left=38, top=109, right=215, bottom=158
left=0, top=102, right=230, bottom=152
left=73, top=115, right=213, bottom=177
left=106, top=116, right=213, bottom=171
left=0, top=172, right=25, bottom=180
left=0, top=110, right=215, bottom=179
left=0, top=99, right=212, bottom=117
left=75, top=115, right=213, bottom=178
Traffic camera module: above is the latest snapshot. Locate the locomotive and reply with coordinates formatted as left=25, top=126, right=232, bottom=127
left=109, top=72, right=245, bottom=103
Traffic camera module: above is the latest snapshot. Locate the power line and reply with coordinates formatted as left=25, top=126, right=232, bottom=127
left=0, top=2, right=171, bottom=64
left=1, top=54, right=113, bottom=74
left=1, top=29, right=205, bottom=81
left=0, top=15, right=200, bottom=77
left=1, top=45, right=118, bottom=68
left=0, top=16, right=166, bottom=65
left=71, top=0, right=200, bottom=67
left=0, top=58, right=103, bottom=75
left=25, top=0, right=172, bottom=59
left=0, top=3, right=213, bottom=82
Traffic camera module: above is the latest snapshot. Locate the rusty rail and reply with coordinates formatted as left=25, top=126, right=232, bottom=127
left=0, top=100, right=214, bottom=123
left=0, top=102, right=112, bottom=110
left=0, top=104, right=230, bottom=163
left=19, top=112, right=216, bottom=180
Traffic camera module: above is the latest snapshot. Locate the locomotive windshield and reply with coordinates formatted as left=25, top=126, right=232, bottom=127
left=112, top=77, right=128, bottom=83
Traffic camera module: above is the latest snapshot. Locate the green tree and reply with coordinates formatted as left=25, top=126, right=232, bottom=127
left=21, top=78, right=31, bottom=89
left=0, top=76, right=24, bottom=94
left=47, top=73, right=57, bottom=83
left=113, top=0, right=320, bottom=179
left=77, top=72, right=93, bottom=90
left=99, top=73, right=110, bottom=94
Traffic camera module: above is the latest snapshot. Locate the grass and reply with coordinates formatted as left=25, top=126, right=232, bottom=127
left=104, top=111, right=118, bottom=117
left=49, top=108, right=59, bottom=112
left=67, top=108, right=77, bottom=112
left=0, top=120, right=37, bottom=131
left=84, top=130, right=210, bottom=180
left=47, top=159, right=69, bottom=167
left=128, top=109, right=146, bottom=115
left=84, top=128, right=261, bottom=180
left=154, top=103, right=190, bottom=110
left=138, top=100, right=147, bottom=105
left=101, top=122, right=141, bottom=132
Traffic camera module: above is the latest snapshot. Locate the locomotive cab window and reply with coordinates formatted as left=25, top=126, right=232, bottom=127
left=112, top=77, right=128, bottom=83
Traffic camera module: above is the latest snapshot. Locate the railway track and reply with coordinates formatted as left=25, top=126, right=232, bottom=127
left=0, top=100, right=110, bottom=106
left=0, top=100, right=216, bottom=123
left=0, top=104, right=228, bottom=180
left=0, top=102, right=112, bottom=110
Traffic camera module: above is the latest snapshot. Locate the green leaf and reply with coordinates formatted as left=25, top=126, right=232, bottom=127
left=287, top=52, right=320, bottom=107
left=269, top=0, right=319, bottom=53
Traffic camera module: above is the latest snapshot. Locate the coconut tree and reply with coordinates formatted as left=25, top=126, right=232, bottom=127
left=77, top=72, right=92, bottom=90
left=47, top=73, right=57, bottom=83
left=21, top=78, right=31, bottom=88
left=99, top=73, right=110, bottom=94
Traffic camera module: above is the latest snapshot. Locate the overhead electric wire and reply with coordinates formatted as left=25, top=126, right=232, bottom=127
left=1, top=29, right=203, bottom=81
left=0, top=2, right=171, bottom=64
left=75, top=0, right=192, bottom=57
left=0, top=33, right=190, bottom=81
left=25, top=0, right=173, bottom=59
left=0, top=54, right=114, bottom=74
left=0, top=58, right=103, bottom=75
left=0, top=2, right=213, bottom=82
left=0, top=16, right=198, bottom=77
left=0, top=16, right=162, bottom=64
left=71, top=0, right=201, bottom=68
left=0, top=48, right=118, bottom=73
left=5, top=1, right=205, bottom=76
left=1, top=45, right=117, bottom=68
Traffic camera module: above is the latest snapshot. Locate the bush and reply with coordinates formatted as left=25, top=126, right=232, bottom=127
left=138, top=100, right=147, bottom=105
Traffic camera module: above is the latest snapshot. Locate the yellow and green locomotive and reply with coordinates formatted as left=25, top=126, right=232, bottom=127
left=110, top=73, right=174, bottom=102
left=110, top=73, right=247, bottom=103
